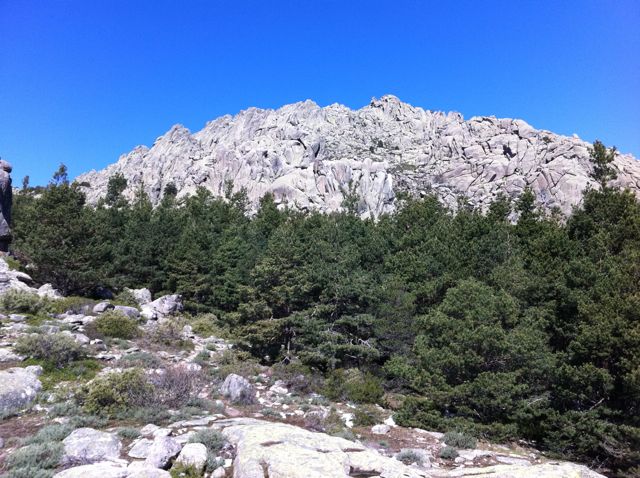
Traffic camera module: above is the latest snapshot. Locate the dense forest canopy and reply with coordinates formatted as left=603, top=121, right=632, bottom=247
left=10, top=143, right=640, bottom=475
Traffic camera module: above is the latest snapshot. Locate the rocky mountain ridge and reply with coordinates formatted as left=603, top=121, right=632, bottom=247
left=77, top=96, right=640, bottom=217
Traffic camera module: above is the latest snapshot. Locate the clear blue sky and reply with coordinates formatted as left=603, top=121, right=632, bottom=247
left=1, top=0, right=638, bottom=186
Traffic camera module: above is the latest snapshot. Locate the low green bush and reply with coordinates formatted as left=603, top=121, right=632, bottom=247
left=24, top=424, right=72, bottom=445
left=443, top=430, right=477, bottom=449
left=353, top=405, right=383, bottom=427
left=0, top=290, right=51, bottom=315
left=118, top=351, right=163, bottom=368
left=83, top=368, right=152, bottom=415
left=117, top=427, right=140, bottom=439
left=323, top=369, right=384, bottom=404
left=169, top=463, right=203, bottom=478
left=188, top=429, right=226, bottom=454
left=93, top=310, right=139, bottom=339
left=395, top=449, right=424, bottom=466
left=439, top=446, right=459, bottom=460
left=5, top=442, right=63, bottom=473
left=14, top=333, right=85, bottom=368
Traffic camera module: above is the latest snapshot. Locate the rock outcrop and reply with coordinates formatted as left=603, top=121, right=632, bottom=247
left=0, top=257, right=62, bottom=298
left=0, top=159, right=12, bottom=252
left=77, top=96, right=640, bottom=218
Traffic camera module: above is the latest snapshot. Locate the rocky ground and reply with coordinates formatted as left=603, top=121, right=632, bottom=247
left=0, top=259, right=607, bottom=478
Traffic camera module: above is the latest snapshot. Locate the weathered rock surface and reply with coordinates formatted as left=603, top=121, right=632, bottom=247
left=53, top=461, right=129, bottom=478
left=430, top=463, right=606, bottom=477
left=62, top=428, right=123, bottom=464
left=77, top=96, right=640, bottom=218
left=214, top=418, right=430, bottom=478
left=0, top=365, right=42, bottom=415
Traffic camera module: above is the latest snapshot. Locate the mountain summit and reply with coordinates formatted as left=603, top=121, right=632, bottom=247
left=77, top=96, right=640, bottom=216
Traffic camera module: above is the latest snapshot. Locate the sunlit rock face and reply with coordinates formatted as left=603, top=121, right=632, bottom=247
left=77, top=96, right=640, bottom=218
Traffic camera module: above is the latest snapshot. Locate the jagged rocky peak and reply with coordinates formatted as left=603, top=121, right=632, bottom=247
left=77, top=96, right=640, bottom=217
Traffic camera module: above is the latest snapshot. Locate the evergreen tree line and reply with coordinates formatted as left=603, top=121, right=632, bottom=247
left=10, top=145, right=640, bottom=475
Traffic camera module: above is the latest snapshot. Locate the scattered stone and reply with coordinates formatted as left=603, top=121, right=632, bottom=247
left=8, top=314, right=26, bottom=322
left=220, top=373, right=255, bottom=404
left=0, top=347, right=23, bottom=362
left=93, top=301, right=115, bottom=314
left=140, top=424, right=161, bottom=436
left=175, top=442, right=207, bottom=470
left=144, top=435, right=182, bottom=468
left=429, top=463, right=606, bottom=477
left=129, top=438, right=153, bottom=459
left=371, top=424, right=391, bottom=435
left=0, top=365, right=42, bottom=415
left=62, top=428, right=123, bottom=464
left=114, top=305, right=140, bottom=319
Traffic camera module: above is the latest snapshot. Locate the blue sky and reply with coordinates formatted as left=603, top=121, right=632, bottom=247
left=1, top=0, right=638, bottom=186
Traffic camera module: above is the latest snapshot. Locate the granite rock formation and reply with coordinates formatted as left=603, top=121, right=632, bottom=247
left=77, top=96, right=640, bottom=217
left=0, top=159, right=13, bottom=251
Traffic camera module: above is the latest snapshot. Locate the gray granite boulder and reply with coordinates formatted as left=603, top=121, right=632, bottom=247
left=0, top=365, right=42, bottom=415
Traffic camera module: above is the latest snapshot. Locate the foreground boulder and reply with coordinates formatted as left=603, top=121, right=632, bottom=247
left=53, top=461, right=128, bottom=478
left=62, top=428, right=122, bottom=464
left=430, top=463, right=606, bottom=478
left=215, top=418, right=429, bottom=478
left=0, top=365, right=42, bottom=415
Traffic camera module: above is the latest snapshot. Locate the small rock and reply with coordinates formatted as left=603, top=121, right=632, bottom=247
left=211, top=467, right=226, bottom=478
left=8, top=314, right=26, bottom=322
left=175, top=442, right=207, bottom=470
left=129, top=438, right=153, bottom=458
left=114, top=305, right=140, bottom=318
left=144, top=435, right=182, bottom=468
left=62, top=427, right=122, bottom=464
left=93, top=302, right=114, bottom=314
left=371, top=424, right=390, bottom=435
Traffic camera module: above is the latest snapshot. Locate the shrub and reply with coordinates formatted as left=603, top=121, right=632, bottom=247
left=1, top=467, right=55, bottom=478
left=149, top=365, right=201, bottom=408
left=49, top=296, right=95, bottom=315
left=117, top=427, right=140, bottom=439
left=218, top=349, right=261, bottom=379
left=443, top=430, right=477, bottom=449
left=169, top=463, right=203, bottom=478
left=83, top=368, right=152, bottom=415
left=0, top=290, right=50, bottom=315
left=114, top=289, right=139, bottom=307
left=14, top=333, right=85, bottom=368
left=395, top=449, right=425, bottom=466
left=93, top=310, right=139, bottom=339
left=24, top=424, right=72, bottom=445
left=271, top=361, right=322, bottom=394
left=189, top=429, right=226, bottom=454
left=118, top=351, right=162, bottom=369
left=324, top=369, right=384, bottom=404
left=5, top=442, right=63, bottom=471
left=189, top=313, right=226, bottom=338
left=439, top=446, right=459, bottom=460
left=353, top=405, right=383, bottom=427
left=35, top=358, right=101, bottom=389
left=149, top=318, right=191, bottom=349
